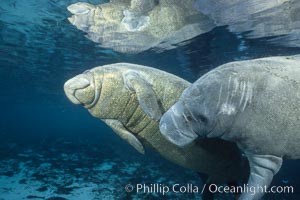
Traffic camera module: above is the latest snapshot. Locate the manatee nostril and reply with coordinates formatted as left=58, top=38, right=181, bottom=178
left=69, top=77, right=90, bottom=90
left=64, top=82, right=81, bottom=105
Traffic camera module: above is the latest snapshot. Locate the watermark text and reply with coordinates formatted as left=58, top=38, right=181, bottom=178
left=124, top=183, right=294, bottom=196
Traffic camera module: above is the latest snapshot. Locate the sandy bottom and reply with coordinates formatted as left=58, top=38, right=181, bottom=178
left=0, top=137, right=297, bottom=200
left=0, top=138, right=203, bottom=200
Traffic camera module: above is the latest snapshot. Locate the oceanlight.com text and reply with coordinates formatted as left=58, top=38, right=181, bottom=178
left=208, top=184, right=294, bottom=195
left=124, top=183, right=294, bottom=196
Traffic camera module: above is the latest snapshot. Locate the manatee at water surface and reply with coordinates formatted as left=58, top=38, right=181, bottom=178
left=160, top=55, right=300, bottom=200
left=64, top=63, right=249, bottom=186
left=67, top=0, right=215, bottom=53
left=195, top=0, right=300, bottom=48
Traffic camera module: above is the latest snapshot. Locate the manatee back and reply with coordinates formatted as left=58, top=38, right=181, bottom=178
left=199, top=56, right=300, bottom=159
left=230, top=56, right=300, bottom=159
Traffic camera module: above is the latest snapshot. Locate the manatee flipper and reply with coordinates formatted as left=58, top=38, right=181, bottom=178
left=123, top=70, right=162, bottom=121
left=104, top=119, right=145, bottom=154
left=239, top=153, right=283, bottom=200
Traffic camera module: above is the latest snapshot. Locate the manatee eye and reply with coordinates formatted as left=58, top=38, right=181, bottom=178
left=183, top=114, right=193, bottom=123
left=186, top=115, right=193, bottom=122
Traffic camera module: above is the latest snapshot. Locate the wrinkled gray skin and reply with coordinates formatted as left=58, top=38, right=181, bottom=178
left=160, top=56, right=300, bottom=200
left=64, top=63, right=249, bottom=188
left=67, top=0, right=215, bottom=53
left=195, top=0, right=300, bottom=48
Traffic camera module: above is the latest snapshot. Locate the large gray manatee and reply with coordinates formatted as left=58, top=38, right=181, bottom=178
left=64, top=63, right=249, bottom=187
left=159, top=56, right=300, bottom=200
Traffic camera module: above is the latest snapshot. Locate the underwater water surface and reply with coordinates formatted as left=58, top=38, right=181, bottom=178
left=1, top=0, right=300, bottom=200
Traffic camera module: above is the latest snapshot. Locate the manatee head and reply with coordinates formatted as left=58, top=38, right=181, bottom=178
left=67, top=2, right=97, bottom=31
left=64, top=70, right=102, bottom=109
left=159, top=75, right=223, bottom=147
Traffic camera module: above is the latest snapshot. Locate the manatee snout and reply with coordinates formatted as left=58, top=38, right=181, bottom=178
left=159, top=105, right=198, bottom=147
left=67, top=3, right=95, bottom=15
left=64, top=72, right=96, bottom=107
left=67, top=3, right=96, bottom=31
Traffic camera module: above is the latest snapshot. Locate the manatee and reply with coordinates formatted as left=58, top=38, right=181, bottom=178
left=64, top=63, right=249, bottom=189
left=159, top=56, right=300, bottom=200
left=67, top=0, right=215, bottom=53
left=195, top=0, right=300, bottom=48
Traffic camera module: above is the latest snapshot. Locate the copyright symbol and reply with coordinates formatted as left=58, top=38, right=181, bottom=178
left=125, top=184, right=134, bottom=192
